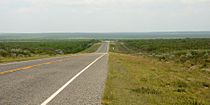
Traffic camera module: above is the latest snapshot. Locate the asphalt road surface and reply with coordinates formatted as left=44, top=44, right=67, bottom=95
left=0, top=42, right=109, bottom=105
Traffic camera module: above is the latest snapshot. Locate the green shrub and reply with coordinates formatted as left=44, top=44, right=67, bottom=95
left=0, top=49, right=8, bottom=57
left=120, top=39, right=210, bottom=68
left=0, top=40, right=98, bottom=58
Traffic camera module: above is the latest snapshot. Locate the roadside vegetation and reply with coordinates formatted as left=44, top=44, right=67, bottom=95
left=0, top=40, right=98, bottom=63
left=81, top=42, right=101, bottom=53
left=111, top=39, right=210, bottom=69
left=103, top=38, right=210, bottom=105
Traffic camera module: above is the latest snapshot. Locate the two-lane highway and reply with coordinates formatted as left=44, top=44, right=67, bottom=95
left=0, top=42, right=109, bottom=105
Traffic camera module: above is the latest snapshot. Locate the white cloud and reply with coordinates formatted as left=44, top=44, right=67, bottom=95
left=2, top=0, right=210, bottom=11
left=0, top=0, right=209, bottom=32
left=0, top=0, right=8, bottom=5
left=8, top=0, right=210, bottom=7
left=9, top=0, right=208, bottom=14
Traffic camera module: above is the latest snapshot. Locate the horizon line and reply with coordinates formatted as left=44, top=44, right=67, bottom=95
left=1, top=30, right=210, bottom=34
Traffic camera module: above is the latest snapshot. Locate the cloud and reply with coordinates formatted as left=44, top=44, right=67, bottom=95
left=0, top=0, right=209, bottom=32
left=0, top=0, right=8, bottom=5
left=11, top=0, right=207, bottom=14
left=8, top=0, right=210, bottom=7
left=2, top=0, right=210, bottom=11
left=29, top=0, right=210, bottom=5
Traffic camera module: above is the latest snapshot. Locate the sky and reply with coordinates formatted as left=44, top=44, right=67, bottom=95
left=0, top=0, right=210, bottom=33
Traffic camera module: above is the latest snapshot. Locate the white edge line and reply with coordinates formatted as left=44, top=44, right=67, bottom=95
left=40, top=53, right=106, bottom=105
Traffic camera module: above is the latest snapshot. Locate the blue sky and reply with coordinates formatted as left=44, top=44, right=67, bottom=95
left=0, top=0, right=210, bottom=32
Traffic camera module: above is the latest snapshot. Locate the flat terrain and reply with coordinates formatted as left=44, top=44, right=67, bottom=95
left=103, top=53, right=210, bottom=105
left=103, top=40, right=210, bottom=105
left=0, top=40, right=98, bottom=63
left=1, top=32, right=210, bottom=40
left=0, top=42, right=109, bottom=105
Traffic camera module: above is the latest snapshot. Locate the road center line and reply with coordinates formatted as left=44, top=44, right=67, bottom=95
left=40, top=53, right=106, bottom=105
left=0, top=61, right=60, bottom=75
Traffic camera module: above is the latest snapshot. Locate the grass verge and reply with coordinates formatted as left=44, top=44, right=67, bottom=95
left=81, top=43, right=101, bottom=53
left=0, top=54, right=69, bottom=64
left=102, top=53, right=210, bottom=105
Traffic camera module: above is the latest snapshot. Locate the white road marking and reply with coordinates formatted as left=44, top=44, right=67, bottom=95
left=40, top=53, right=106, bottom=105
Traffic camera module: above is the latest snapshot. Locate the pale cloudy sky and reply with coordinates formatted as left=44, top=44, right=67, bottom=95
left=0, top=0, right=210, bottom=32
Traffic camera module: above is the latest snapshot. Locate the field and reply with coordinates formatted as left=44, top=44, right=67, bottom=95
left=0, top=40, right=98, bottom=63
left=1, top=32, right=210, bottom=40
left=103, top=39, right=210, bottom=105
left=111, top=39, right=210, bottom=68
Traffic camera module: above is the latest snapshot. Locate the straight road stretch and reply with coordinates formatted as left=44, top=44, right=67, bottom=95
left=0, top=42, right=109, bottom=105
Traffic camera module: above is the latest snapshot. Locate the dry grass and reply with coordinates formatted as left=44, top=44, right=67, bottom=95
left=0, top=55, right=51, bottom=63
left=102, top=53, right=210, bottom=105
